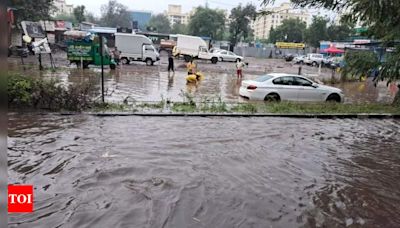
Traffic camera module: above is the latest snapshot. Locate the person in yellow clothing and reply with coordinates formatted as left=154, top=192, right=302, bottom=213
left=186, top=58, right=197, bottom=75
left=186, top=58, right=204, bottom=83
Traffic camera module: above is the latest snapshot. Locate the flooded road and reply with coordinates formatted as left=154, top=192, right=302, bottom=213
left=8, top=113, right=400, bottom=227
left=8, top=59, right=397, bottom=104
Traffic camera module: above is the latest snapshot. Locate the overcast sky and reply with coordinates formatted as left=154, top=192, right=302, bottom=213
left=67, top=0, right=288, bottom=16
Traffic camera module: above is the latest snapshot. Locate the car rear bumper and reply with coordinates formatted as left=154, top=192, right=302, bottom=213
left=239, top=87, right=252, bottom=99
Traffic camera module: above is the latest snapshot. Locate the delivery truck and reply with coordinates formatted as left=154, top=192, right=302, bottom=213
left=64, top=31, right=116, bottom=69
left=115, top=33, right=160, bottom=66
left=173, top=34, right=219, bottom=64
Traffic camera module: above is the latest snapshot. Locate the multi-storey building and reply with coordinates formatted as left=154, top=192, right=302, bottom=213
left=165, top=5, right=195, bottom=26
left=251, top=2, right=310, bottom=40
left=52, top=0, right=74, bottom=17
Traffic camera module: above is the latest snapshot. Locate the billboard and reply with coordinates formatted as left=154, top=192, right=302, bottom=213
left=21, top=21, right=46, bottom=38
left=275, top=42, right=305, bottom=49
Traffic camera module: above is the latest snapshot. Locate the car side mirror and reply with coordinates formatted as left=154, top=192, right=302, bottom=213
left=311, top=83, right=319, bottom=88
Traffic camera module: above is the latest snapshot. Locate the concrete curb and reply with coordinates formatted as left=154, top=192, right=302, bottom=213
left=59, top=112, right=400, bottom=119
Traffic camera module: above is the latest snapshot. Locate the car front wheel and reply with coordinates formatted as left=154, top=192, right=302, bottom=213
left=326, top=93, right=341, bottom=103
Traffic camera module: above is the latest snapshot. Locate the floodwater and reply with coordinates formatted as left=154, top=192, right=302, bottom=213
left=8, top=113, right=400, bottom=227
left=8, top=60, right=397, bottom=104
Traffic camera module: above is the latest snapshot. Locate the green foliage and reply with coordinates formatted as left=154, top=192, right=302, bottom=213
left=231, top=103, right=257, bottom=113
left=85, top=12, right=99, bottom=24
left=188, top=7, right=226, bottom=40
left=342, top=51, right=379, bottom=80
left=229, top=4, right=257, bottom=46
left=304, top=16, right=329, bottom=48
left=147, top=14, right=171, bottom=33
left=268, top=18, right=306, bottom=43
left=53, top=13, right=76, bottom=23
left=171, top=22, right=187, bottom=35
left=327, top=22, right=354, bottom=41
left=10, top=0, right=54, bottom=22
left=8, top=73, right=96, bottom=111
left=264, top=102, right=400, bottom=114
left=73, top=5, right=86, bottom=23
left=99, top=0, right=131, bottom=28
left=261, top=0, right=400, bottom=83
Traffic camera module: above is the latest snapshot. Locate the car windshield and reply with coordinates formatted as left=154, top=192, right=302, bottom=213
left=254, top=75, right=274, bottom=82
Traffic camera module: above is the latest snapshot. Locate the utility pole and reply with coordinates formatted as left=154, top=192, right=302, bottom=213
left=99, top=34, right=105, bottom=103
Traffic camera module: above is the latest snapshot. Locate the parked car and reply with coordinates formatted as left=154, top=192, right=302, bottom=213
left=304, top=53, right=324, bottom=66
left=215, top=50, right=244, bottom=62
left=209, top=48, right=223, bottom=53
left=293, top=55, right=306, bottom=64
left=327, top=56, right=344, bottom=69
left=284, top=53, right=298, bottom=62
left=239, top=73, right=344, bottom=102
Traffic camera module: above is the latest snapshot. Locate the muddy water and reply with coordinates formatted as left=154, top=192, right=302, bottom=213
left=8, top=113, right=400, bottom=227
left=9, top=61, right=396, bottom=103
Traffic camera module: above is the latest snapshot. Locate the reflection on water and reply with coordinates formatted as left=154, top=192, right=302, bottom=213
left=8, top=113, right=400, bottom=227
left=9, top=63, right=397, bottom=104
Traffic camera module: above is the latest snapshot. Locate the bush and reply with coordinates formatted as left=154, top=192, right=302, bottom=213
left=8, top=73, right=96, bottom=111
left=341, top=51, right=379, bottom=81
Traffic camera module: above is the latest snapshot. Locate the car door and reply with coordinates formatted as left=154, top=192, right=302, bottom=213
left=294, top=77, right=325, bottom=101
left=198, top=47, right=209, bottom=59
left=272, top=76, right=302, bottom=101
left=219, top=51, right=228, bottom=61
left=228, top=51, right=237, bottom=61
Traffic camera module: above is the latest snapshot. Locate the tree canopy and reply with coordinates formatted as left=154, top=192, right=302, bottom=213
left=262, top=0, right=400, bottom=105
left=73, top=5, right=86, bottom=23
left=268, top=18, right=306, bottom=43
left=99, top=0, right=131, bottom=28
left=187, top=7, right=226, bottom=40
left=304, top=16, right=329, bottom=48
left=327, top=22, right=354, bottom=42
left=147, top=14, right=171, bottom=33
left=10, top=0, right=54, bottom=23
left=171, top=22, right=187, bottom=35
left=229, top=4, right=257, bottom=47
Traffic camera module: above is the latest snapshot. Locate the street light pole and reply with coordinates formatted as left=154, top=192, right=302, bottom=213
left=99, top=34, right=105, bottom=103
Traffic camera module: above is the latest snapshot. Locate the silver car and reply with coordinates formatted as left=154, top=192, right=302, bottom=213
left=215, top=50, right=244, bottom=62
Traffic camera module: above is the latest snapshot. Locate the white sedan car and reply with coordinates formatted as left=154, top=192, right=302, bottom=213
left=239, top=73, right=344, bottom=102
left=215, top=50, right=244, bottom=62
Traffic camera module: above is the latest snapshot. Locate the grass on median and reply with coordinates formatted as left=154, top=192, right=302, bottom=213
left=262, top=102, right=400, bottom=114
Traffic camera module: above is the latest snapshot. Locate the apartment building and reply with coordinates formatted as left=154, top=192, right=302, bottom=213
left=252, top=2, right=310, bottom=40
left=52, top=0, right=74, bottom=17
left=166, top=5, right=189, bottom=26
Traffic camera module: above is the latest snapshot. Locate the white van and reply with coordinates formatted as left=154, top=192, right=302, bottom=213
left=115, top=33, right=160, bottom=66
left=304, top=53, right=324, bottom=66
left=173, top=34, right=219, bottom=64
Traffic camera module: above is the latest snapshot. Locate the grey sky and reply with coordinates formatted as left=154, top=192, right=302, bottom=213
left=67, top=0, right=288, bottom=16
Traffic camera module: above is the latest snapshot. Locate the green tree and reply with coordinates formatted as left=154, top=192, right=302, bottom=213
left=229, top=4, right=257, bottom=47
left=99, top=0, right=131, bottom=28
left=85, top=12, right=99, bottom=24
left=147, top=14, right=171, bottom=33
left=53, top=13, right=76, bottom=23
left=9, top=0, right=54, bottom=23
left=304, top=16, right=329, bottom=48
left=261, top=0, right=400, bottom=105
left=73, top=5, right=86, bottom=23
left=188, top=7, right=226, bottom=40
left=268, top=18, right=306, bottom=43
left=171, top=22, right=187, bottom=34
left=327, top=21, right=354, bottom=41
